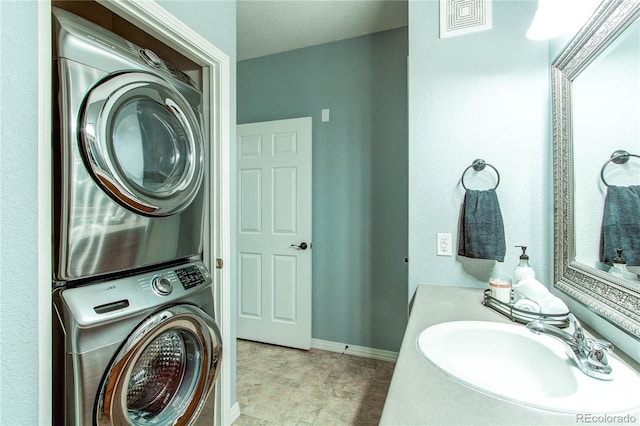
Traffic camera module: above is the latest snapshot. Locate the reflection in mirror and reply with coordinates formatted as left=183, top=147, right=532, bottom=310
left=553, top=0, right=640, bottom=338
left=572, top=15, right=640, bottom=282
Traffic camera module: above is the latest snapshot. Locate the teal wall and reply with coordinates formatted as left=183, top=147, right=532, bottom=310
left=238, top=27, right=409, bottom=352
left=0, top=0, right=236, bottom=421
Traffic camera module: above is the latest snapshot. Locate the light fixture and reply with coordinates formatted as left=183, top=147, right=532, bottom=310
left=526, top=0, right=601, bottom=40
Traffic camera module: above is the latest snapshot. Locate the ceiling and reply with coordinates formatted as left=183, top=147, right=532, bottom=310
left=237, top=0, right=408, bottom=61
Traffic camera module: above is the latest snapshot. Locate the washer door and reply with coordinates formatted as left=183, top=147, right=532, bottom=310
left=80, top=72, right=205, bottom=216
left=95, top=305, right=222, bottom=426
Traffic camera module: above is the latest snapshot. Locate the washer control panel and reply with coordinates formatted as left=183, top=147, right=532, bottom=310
left=60, top=261, right=214, bottom=323
left=138, top=261, right=212, bottom=298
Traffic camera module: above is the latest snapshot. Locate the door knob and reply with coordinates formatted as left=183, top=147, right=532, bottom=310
left=290, top=242, right=309, bottom=250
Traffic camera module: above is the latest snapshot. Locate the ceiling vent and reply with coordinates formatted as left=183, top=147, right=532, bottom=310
left=440, top=0, right=492, bottom=38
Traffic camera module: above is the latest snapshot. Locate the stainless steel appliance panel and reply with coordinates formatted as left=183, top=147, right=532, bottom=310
left=52, top=7, right=207, bottom=283
left=53, top=261, right=221, bottom=426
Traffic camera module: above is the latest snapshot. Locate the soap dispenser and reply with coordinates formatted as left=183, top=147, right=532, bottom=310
left=513, top=246, right=536, bottom=284
left=609, top=248, right=628, bottom=278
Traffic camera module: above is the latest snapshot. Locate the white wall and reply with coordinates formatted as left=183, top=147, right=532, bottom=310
left=408, top=0, right=550, bottom=298
left=0, top=1, right=44, bottom=423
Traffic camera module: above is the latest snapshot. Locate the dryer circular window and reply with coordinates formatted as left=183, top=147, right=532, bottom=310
left=80, top=72, right=205, bottom=216
left=95, top=305, right=222, bottom=425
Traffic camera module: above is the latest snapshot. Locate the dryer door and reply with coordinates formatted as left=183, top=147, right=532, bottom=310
left=80, top=71, right=205, bottom=216
left=95, top=304, right=222, bottom=426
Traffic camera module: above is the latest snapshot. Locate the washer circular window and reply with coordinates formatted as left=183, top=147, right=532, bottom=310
left=95, top=305, right=222, bottom=425
left=126, top=330, right=194, bottom=421
left=81, top=72, right=205, bottom=216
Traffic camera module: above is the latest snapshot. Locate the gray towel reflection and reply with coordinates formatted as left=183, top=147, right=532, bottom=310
left=600, top=185, right=640, bottom=266
left=458, top=189, right=506, bottom=262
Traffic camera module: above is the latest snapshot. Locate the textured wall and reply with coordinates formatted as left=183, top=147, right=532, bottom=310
left=0, top=1, right=42, bottom=423
left=408, top=0, right=550, bottom=299
left=238, top=28, right=409, bottom=352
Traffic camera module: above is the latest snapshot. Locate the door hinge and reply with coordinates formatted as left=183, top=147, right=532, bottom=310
left=215, top=258, right=224, bottom=269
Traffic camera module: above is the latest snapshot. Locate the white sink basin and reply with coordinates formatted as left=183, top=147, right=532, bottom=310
left=417, top=321, right=640, bottom=414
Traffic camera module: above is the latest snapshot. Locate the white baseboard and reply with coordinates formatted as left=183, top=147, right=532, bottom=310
left=311, top=339, right=398, bottom=362
left=227, top=402, right=240, bottom=425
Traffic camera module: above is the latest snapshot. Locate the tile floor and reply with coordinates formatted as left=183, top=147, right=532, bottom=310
left=232, top=339, right=395, bottom=425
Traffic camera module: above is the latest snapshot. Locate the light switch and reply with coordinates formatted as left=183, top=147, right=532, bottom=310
left=321, top=109, right=330, bottom=122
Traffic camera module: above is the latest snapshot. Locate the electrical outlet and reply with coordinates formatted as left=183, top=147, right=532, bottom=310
left=437, top=233, right=452, bottom=256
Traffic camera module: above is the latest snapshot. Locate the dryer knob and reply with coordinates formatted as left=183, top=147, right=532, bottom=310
left=152, top=276, right=173, bottom=296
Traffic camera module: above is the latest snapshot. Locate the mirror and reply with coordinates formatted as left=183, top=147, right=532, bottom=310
left=573, top=13, right=640, bottom=279
left=553, top=0, right=640, bottom=338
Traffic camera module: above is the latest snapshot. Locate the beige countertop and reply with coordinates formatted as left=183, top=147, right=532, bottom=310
left=380, top=284, right=640, bottom=426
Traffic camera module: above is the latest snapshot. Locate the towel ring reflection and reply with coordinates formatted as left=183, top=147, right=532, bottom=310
left=461, top=159, right=500, bottom=190
left=600, top=150, right=640, bottom=187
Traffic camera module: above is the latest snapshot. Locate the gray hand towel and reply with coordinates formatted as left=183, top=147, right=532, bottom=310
left=599, top=185, right=640, bottom=266
left=458, top=189, right=506, bottom=262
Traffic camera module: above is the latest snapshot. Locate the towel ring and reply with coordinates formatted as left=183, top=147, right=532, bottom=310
left=461, top=159, right=500, bottom=190
left=600, top=150, right=640, bottom=187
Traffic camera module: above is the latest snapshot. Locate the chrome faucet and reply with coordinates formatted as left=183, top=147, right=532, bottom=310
left=526, top=313, right=614, bottom=380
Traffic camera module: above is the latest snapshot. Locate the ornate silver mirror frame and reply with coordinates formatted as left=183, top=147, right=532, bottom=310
left=553, top=0, right=640, bottom=337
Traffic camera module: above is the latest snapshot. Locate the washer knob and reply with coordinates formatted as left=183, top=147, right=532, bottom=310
left=152, top=276, right=173, bottom=295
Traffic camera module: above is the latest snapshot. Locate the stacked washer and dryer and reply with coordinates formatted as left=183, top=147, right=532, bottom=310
left=51, top=8, right=222, bottom=426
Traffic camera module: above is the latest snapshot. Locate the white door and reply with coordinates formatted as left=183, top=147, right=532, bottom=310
left=236, top=117, right=312, bottom=349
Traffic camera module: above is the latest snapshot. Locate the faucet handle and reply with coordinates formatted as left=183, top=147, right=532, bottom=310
left=586, top=340, right=614, bottom=371
left=567, top=313, right=582, bottom=332
left=591, top=339, right=614, bottom=351
left=567, top=313, right=587, bottom=344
